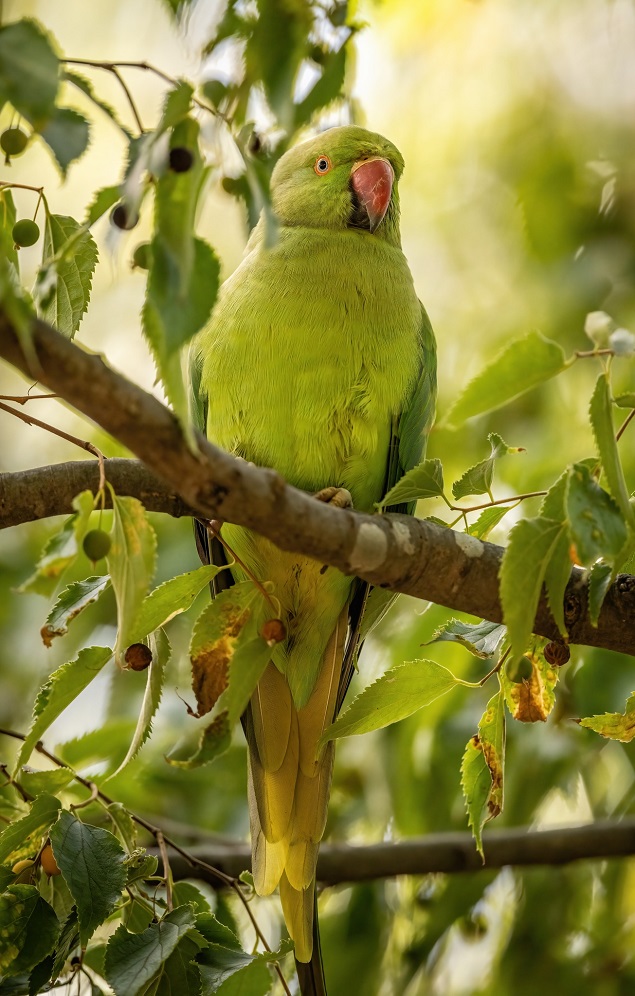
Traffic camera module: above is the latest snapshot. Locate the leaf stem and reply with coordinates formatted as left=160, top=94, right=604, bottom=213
left=0, top=181, right=44, bottom=196
left=574, top=348, right=615, bottom=359
left=0, top=392, right=57, bottom=403
left=203, top=518, right=279, bottom=615
left=156, top=830, right=173, bottom=911
left=448, top=490, right=546, bottom=514
left=616, top=408, right=635, bottom=443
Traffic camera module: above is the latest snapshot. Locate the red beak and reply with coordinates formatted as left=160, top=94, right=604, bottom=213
left=350, top=157, right=394, bottom=233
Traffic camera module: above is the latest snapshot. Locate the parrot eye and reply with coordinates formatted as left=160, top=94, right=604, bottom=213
left=314, top=155, right=332, bottom=175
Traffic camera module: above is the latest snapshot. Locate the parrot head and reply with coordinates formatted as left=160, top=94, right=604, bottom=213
left=269, top=125, right=404, bottom=245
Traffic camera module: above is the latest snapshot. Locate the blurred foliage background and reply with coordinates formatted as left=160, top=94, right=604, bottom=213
left=1, top=0, right=635, bottom=993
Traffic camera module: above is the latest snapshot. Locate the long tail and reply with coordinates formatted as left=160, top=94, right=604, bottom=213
left=245, top=609, right=347, bottom=968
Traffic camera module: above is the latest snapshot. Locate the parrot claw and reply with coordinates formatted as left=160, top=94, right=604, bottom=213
left=312, top=487, right=353, bottom=509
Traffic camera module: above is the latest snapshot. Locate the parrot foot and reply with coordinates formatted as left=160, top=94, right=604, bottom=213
left=312, top=486, right=353, bottom=509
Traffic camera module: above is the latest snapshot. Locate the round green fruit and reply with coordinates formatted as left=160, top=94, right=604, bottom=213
left=12, top=218, right=40, bottom=248
left=82, top=529, right=111, bottom=561
left=1, top=127, right=28, bottom=157
left=132, top=242, right=151, bottom=270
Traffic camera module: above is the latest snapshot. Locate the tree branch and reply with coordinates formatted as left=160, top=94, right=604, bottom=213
left=0, top=311, right=633, bottom=656
left=159, top=819, right=635, bottom=884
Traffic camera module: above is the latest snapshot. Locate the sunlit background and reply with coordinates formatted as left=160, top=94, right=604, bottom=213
left=1, top=1, right=635, bottom=993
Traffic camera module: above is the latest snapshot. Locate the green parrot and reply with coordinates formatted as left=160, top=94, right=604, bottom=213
left=190, top=125, right=436, bottom=975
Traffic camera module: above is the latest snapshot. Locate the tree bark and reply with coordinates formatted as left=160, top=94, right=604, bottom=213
left=1, top=312, right=634, bottom=656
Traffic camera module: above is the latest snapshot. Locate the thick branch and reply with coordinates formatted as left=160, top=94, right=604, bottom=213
left=159, top=820, right=635, bottom=884
left=0, top=313, right=633, bottom=656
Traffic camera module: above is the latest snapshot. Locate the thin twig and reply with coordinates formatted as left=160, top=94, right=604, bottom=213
left=156, top=831, right=173, bottom=911
left=203, top=518, right=280, bottom=615
left=0, top=393, right=57, bottom=403
left=61, top=59, right=144, bottom=132
left=0, top=181, right=44, bottom=196
left=0, top=727, right=291, bottom=992
left=574, top=348, right=615, bottom=359
left=70, top=781, right=99, bottom=811
left=0, top=400, right=106, bottom=491
left=616, top=407, right=635, bottom=443
left=448, top=491, right=546, bottom=514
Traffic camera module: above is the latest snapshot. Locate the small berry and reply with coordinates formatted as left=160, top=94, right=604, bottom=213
left=124, top=643, right=153, bottom=671
left=260, top=618, right=287, bottom=646
left=12, top=218, right=40, bottom=248
left=169, top=147, right=194, bottom=173
left=544, top=641, right=570, bottom=667
left=110, top=202, right=138, bottom=231
left=1, top=127, right=28, bottom=158
left=82, top=529, right=111, bottom=562
left=40, top=843, right=61, bottom=877
left=132, top=242, right=151, bottom=270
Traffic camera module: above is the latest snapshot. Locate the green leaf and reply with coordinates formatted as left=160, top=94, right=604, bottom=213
left=126, top=564, right=224, bottom=646
left=64, top=70, right=132, bottom=139
left=107, top=494, right=157, bottom=666
left=461, top=690, right=505, bottom=859
left=39, top=106, right=90, bottom=175
left=166, top=712, right=232, bottom=770
left=294, top=43, right=348, bottom=128
left=246, top=0, right=311, bottom=128
left=50, top=907, right=80, bottom=981
left=85, top=185, right=121, bottom=226
left=614, top=392, right=635, bottom=409
left=39, top=213, right=98, bottom=338
left=321, top=659, right=463, bottom=744
left=0, top=188, right=19, bottom=273
left=444, top=331, right=567, bottom=427
left=452, top=433, right=522, bottom=500
left=0, top=794, right=61, bottom=865
left=50, top=811, right=127, bottom=946
left=188, top=582, right=270, bottom=721
left=589, top=373, right=635, bottom=528
left=499, top=516, right=567, bottom=661
left=378, top=458, right=444, bottom=508
left=542, top=525, right=571, bottom=638
left=172, top=882, right=211, bottom=915
left=579, top=691, right=635, bottom=743
left=588, top=560, right=613, bottom=626
left=500, top=644, right=560, bottom=722
left=195, top=913, right=241, bottom=951
left=199, top=952, right=272, bottom=996
left=104, top=905, right=201, bottom=996
left=0, top=885, right=59, bottom=977
left=467, top=504, right=515, bottom=540
left=566, top=461, right=628, bottom=566
left=13, top=647, right=112, bottom=775
left=41, top=575, right=111, bottom=647
left=0, top=19, right=59, bottom=127
left=17, top=768, right=74, bottom=797
left=109, top=629, right=170, bottom=777
left=18, top=516, right=78, bottom=597
left=427, top=618, right=506, bottom=660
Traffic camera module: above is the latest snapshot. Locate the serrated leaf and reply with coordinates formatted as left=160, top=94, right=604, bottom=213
left=50, top=811, right=127, bottom=946
left=107, top=803, right=137, bottom=854
left=109, top=629, right=170, bottom=778
left=320, top=659, right=463, bottom=744
left=85, top=185, right=121, bottom=226
left=588, top=560, right=613, bottom=626
left=0, top=794, right=61, bottom=865
left=104, top=905, right=200, bottom=996
left=64, top=70, right=132, bottom=139
left=427, top=618, right=506, bottom=659
left=39, top=213, right=98, bottom=338
left=49, top=906, right=80, bottom=982
left=107, top=494, right=157, bottom=667
left=18, top=516, right=78, bottom=597
left=172, top=882, right=211, bottom=914
left=467, top=504, right=515, bottom=540
left=444, top=331, right=567, bottom=427
left=0, top=188, right=19, bottom=273
left=500, top=645, right=559, bottom=722
left=166, top=711, right=232, bottom=770
left=566, top=461, right=628, bottom=566
left=199, top=952, right=271, bottom=996
left=189, top=582, right=269, bottom=720
left=0, top=19, right=59, bottom=127
left=41, top=575, right=111, bottom=646
left=589, top=373, right=635, bottom=528
left=39, top=106, right=90, bottom=175
left=13, top=647, right=112, bottom=775
left=499, top=516, right=567, bottom=661
left=579, top=692, right=635, bottom=742
left=17, top=767, right=74, bottom=797
left=614, top=392, right=635, bottom=409
left=0, top=885, right=59, bottom=977
left=461, top=690, right=505, bottom=859
left=452, top=433, right=522, bottom=500
left=126, top=564, right=224, bottom=646
left=543, top=526, right=571, bottom=638
left=378, top=458, right=444, bottom=508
